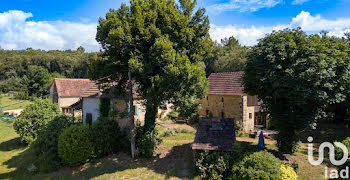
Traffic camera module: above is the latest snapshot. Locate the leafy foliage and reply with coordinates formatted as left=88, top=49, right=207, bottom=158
left=25, top=65, right=52, bottom=97
left=0, top=49, right=98, bottom=95
left=135, top=121, right=161, bottom=158
left=281, top=164, right=298, bottom=180
left=335, top=137, right=350, bottom=170
left=243, top=28, right=350, bottom=153
left=230, top=151, right=281, bottom=180
left=93, top=0, right=212, bottom=132
left=204, top=37, right=250, bottom=76
left=86, top=113, right=92, bottom=125
left=58, top=125, right=95, bottom=166
left=195, top=150, right=240, bottom=180
left=91, top=117, right=125, bottom=157
left=99, top=98, right=111, bottom=117
left=13, top=99, right=60, bottom=144
left=33, top=115, right=75, bottom=172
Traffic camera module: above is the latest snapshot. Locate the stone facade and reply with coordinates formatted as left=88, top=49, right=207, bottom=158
left=199, top=94, right=255, bottom=133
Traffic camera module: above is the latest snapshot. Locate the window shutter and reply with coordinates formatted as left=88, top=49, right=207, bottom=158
left=136, top=105, right=139, bottom=116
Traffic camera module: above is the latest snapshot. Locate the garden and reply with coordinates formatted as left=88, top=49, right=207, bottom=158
left=0, top=98, right=348, bottom=179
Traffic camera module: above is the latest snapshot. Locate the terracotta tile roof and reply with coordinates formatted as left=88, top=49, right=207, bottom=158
left=53, top=78, right=96, bottom=97
left=192, top=117, right=236, bottom=151
left=82, top=82, right=139, bottom=99
left=208, top=72, right=244, bottom=96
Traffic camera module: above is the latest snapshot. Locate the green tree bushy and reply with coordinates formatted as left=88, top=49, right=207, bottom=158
left=58, top=125, right=95, bottom=166
left=91, top=117, right=125, bottom=157
left=230, top=151, right=281, bottom=180
left=204, top=37, right=250, bottom=76
left=92, top=0, right=212, bottom=134
left=33, top=115, right=75, bottom=172
left=244, top=28, right=350, bottom=153
left=13, top=99, right=60, bottom=144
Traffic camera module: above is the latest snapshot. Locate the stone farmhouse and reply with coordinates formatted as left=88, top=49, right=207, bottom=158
left=49, top=78, right=171, bottom=128
left=49, top=78, right=95, bottom=116
left=199, top=72, right=268, bottom=133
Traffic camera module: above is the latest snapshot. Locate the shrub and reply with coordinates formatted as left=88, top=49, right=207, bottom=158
left=86, top=113, right=92, bottom=125
left=135, top=121, right=161, bottom=158
left=281, top=164, right=298, bottom=180
left=196, top=150, right=240, bottom=180
left=91, top=117, right=124, bottom=157
left=335, top=137, right=350, bottom=170
left=276, top=130, right=299, bottom=154
left=58, top=125, right=94, bottom=166
left=99, top=98, right=111, bottom=117
left=13, top=99, right=60, bottom=144
left=15, top=91, right=30, bottom=100
left=137, top=130, right=161, bottom=158
left=230, top=151, right=281, bottom=180
left=33, top=115, right=75, bottom=172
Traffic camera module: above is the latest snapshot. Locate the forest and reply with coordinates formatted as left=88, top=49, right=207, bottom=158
left=0, top=47, right=99, bottom=97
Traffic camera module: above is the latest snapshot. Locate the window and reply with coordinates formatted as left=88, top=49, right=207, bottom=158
left=221, top=97, right=224, bottom=102
left=206, top=110, right=209, bottom=116
left=249, top=113, right=252, bottom=119
left=221, top=112, right=225, bottom=118
left=206, top=96, right=208, bottom=101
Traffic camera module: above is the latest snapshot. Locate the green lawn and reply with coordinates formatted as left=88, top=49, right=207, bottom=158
left=0, top=119, right=347, bottom=179
left=0, top=121, right=196, bottom=180
left=0, top=96, right=31, bottom=111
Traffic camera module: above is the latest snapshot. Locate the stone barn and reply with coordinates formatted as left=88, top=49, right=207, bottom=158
left=199, top=72, right=268, bottom=133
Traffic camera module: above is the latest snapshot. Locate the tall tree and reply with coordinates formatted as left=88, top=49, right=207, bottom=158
left=26, top=65, right=52, bottom=97
left=204, top=37, right=250, bottom=76
left=93, top=0, right=212, bottom=132
left=243, top=28, right=350, bottom=153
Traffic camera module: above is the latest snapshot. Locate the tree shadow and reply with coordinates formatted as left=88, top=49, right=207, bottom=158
left=0, top=137, right=24, bottom=151
left=0, top=145, right=37, bottom=179
left=0, top=143, right=196, bottom=179
left=297, top=121, right=350, bottom=144
left=48, top=143, right=195, bottom=179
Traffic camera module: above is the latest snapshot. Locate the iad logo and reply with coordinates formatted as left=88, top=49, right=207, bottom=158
left=307, top=136, right=349, bottom=179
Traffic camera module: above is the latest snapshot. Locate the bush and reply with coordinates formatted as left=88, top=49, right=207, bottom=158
left=13, top=99, right=60, bottom=144
left=230, top=151, right=281, bottom=180
left=276, top=130, right=299, bottom=154
left=335, top=137, right=350, bottom=170
left=135, top=122, right=161, bottom=158
left=15, top=91, right=30, bottom=100
left=86, top=113, right=92, bottom=125
left=32, top=115, right=75, bottom=172
left=281, top=164, right=298, bottom=180
left=58, top=125, right=94, bottom=166
left=196, top=150, right=240, bottom=180
left=99, top=98, right=111, bottom=117
left=91, top=117, right=125, bottom=157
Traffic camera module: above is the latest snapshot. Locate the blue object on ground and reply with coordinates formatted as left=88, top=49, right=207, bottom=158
left=0, top=114, right=15, bottom=124
left=258, top=131, right=265, bottom=149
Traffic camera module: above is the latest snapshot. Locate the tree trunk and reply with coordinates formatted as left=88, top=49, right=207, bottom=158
left=144, top=104, right=158, bottom=132
left=128, top=71, right=135, bottom=159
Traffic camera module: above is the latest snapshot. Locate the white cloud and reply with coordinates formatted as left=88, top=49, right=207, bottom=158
left=0, top=10, right=100, bottom=52
left=291, top=0, right=310, bottom=5
left=210, top=11, right=350, bottom=46
left=208, top=0, right=282, bottom=13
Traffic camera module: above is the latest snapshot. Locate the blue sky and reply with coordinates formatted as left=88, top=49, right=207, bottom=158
left=0, top=0, right=349, bottom=51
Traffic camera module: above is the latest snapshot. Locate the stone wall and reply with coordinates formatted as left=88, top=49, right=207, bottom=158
left=199, top=94, right=255, bottom=133
left=242, top=96, right=255, bottom=133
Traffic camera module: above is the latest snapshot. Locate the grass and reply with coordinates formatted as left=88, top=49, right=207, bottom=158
left=0, top=119, right=347, bottom=179
left=0, top=121, right=196, bottom=179
left=0, top=96, right=31, bottom=111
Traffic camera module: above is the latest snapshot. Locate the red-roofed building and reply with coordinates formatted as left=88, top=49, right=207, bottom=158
left=50, top=78, right=95, bottom=115
left=199, top=72, right=268, bottom=133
